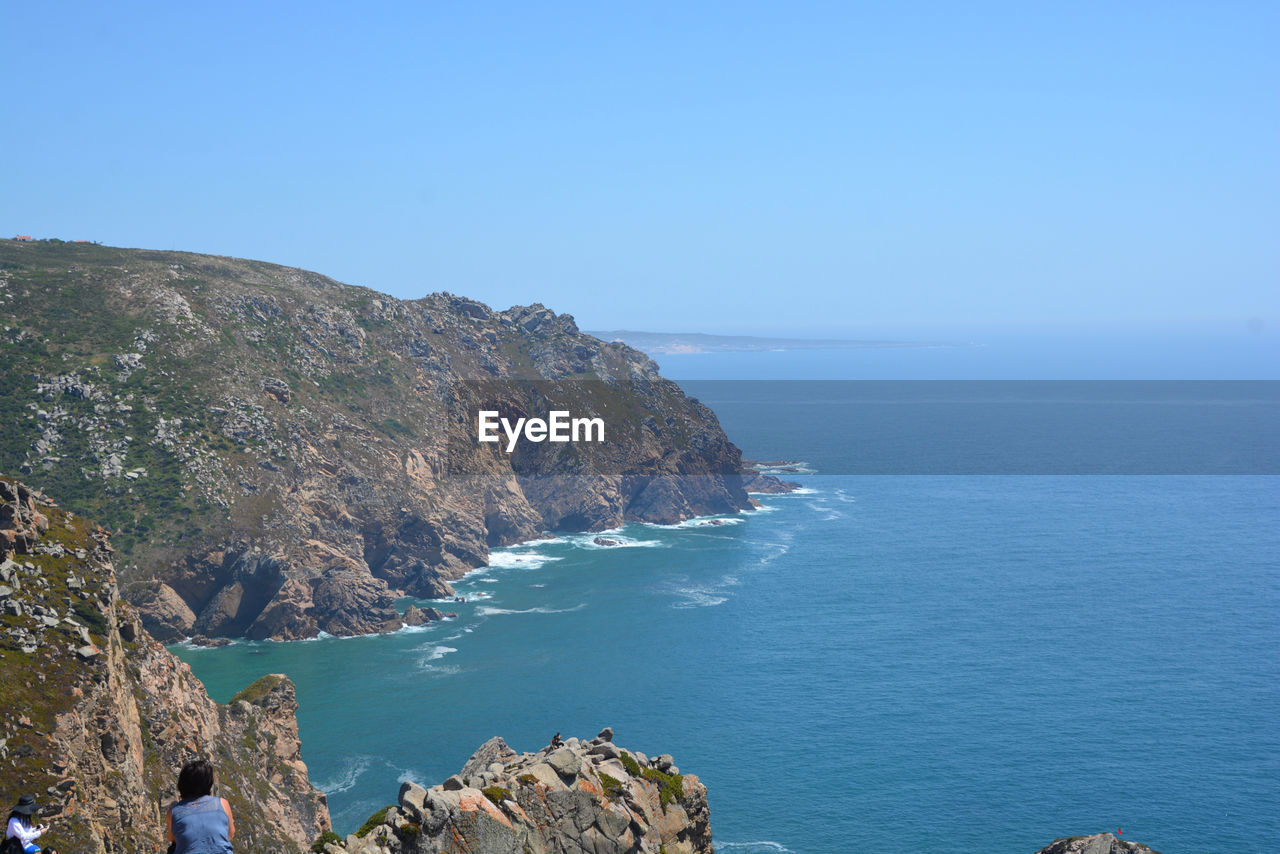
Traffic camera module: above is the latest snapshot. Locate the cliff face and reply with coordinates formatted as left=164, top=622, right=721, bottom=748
left=335, top=729, right=712, bottom=854
left=0, top=475, right=330, bottom=854
left=0, top=240, right=783, bottom=640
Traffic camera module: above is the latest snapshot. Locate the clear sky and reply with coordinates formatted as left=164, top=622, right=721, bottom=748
left=4, top=2, right=1278, bottom=368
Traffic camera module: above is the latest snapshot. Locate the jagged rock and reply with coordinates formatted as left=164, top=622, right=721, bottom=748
left=402, top=604, right=446, bottom=626
left=131, top=581, right=197, bottom=641
left=1035, top=833, right=1161, bottom=854
left=588, top=742, right=621, bottom=760
left=547, top=746, right=583, bottom=779
left=188, top=634, right=232, bottom=647
left=460, top=736, right=518, bottom=779
left=593, top=537, right=623, bottom=546
left=341, top=731, right=712, bottom=854
left=263, top=377, right=292, bottom=403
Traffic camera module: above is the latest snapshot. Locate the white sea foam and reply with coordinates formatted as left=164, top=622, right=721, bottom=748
left=479, top=577, right=499, bottom=583
left=395, top=767, right=428, bottom=786
left=670, top=588, right=728, bottom=608
left=575, top=533, right=664, bottom=549
left=486, top=551, right=563, bottom=570
left=509, top=535, right=571, bottom=547
left=418, top=644, right=457, bottom=661
left=476, top=603, right=586, bottom=617
left=415, top=644, right=461, bottom=674
left=758, top=543, right=792, bottom=567
left=314, top=755, right=372, bottom=794
left=717, top=843, right=797, bottom=853
left=644, top=515, right=745, bottom=530
left=668, top=574, right=740, bottom=609
left=805, top=501, right=844, bottom=521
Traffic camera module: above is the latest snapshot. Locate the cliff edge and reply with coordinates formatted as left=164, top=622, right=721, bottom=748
left=0, top=475, right=330, bottom=853
left=332, top=729, right=711, bottom=854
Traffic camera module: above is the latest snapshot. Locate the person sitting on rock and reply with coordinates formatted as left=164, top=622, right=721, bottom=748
left=5, top=795, right=56, bottom=854
left=167, top=759, right=235, bottom=854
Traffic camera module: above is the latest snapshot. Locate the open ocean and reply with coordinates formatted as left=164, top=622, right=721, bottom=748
left=173, top=380, right=1280, bottom=853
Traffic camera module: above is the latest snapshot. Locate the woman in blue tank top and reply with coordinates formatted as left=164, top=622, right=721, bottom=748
left=167, top=759, right=235, bottom=854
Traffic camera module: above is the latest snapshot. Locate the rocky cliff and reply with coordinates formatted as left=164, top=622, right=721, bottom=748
left=333, top=729, right=711, bottom=854
left=0, top=239, right=788, bottom=640
left=0, top=474, right=330, bottom=854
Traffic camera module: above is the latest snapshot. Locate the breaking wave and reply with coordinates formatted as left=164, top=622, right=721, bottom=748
left=485, top=551, right=563, bottom=570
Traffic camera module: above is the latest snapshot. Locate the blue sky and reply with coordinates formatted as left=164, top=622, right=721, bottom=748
left=4, top=1, right=1278, bottom=370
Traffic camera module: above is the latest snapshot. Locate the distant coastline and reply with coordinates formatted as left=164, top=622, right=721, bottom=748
left=589, top=329, right=971, bottom=355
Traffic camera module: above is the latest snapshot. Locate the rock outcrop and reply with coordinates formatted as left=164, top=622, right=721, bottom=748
left=334, top=729, right=712, bottom=854
left=0, top=240, right=792, bottom=640
left=1034, top=834, right=1161, bottom=854
left=0, top=475, right=330, bottom=854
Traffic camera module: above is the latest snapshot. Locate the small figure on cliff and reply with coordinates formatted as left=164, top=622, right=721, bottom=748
left=550, top=732, right=563, bottom=748
left=167, top=759, right=235, bottom=854
left=5, top=795, right=57, bottom=854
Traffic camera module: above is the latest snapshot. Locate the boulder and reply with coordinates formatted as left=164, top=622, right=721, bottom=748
left=547, top=747, right=582, bottom=779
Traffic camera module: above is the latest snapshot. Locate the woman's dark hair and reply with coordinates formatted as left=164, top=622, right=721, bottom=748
left=178, top=759, right=215, bottom=799
left=8, top=811, right=31, bottom=826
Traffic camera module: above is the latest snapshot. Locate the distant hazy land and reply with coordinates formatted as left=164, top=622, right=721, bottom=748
left=589, top=329, right=969, bottom=355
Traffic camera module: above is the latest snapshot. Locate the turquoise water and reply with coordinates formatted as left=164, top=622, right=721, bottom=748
left=173, top=385, right=1280, bottom=853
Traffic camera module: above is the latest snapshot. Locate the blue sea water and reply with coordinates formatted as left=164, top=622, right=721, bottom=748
left=173, top=382, right=1280, bottom=854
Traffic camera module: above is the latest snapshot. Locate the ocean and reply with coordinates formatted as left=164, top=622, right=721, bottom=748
left=173, top=380, right=1280, bottom=853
